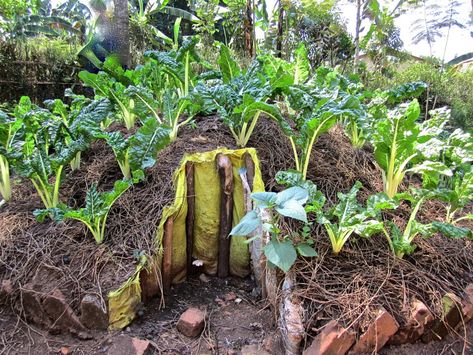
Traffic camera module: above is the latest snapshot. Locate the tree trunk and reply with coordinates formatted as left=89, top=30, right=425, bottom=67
left=353, top=0, right=362, bottom=69
left=276, top=0, right=284, bottom=58
left=113, top=0, right=131, bottom=67
left=244, top=0, right=254, bottom=58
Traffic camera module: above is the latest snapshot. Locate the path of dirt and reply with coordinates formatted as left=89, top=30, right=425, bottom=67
left=0, top=275, right=279, bottom=354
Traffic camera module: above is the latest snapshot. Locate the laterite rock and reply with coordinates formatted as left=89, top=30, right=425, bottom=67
left=350, top=308, right=399, bottom=354
left=303, top=320, right=356, bottom=355
left=388, top=300, right=434, bottom=345
left=21, top=285, right=51, bottom=327
left=80, top=294, right=108, bottom=330
left=176, top=307, right=205, bottom=337
left=42, top=288, right=87, bottom=334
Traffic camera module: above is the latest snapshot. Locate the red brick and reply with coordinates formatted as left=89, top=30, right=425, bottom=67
left=350, top=308, right=399, bottom=353
left=389, top=300, right=434, bottom=345
left=303, top=320, right=355, bottom=355
left=176, top=308, right=205, bottom=337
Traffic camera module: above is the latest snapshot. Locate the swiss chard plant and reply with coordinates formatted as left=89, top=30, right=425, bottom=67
left=285, top=69, right=365, bottom=179
left=382, top=191, right=472, bottom=259
left=82, top=117, right=171, bottom=180
left=230, top=186, right=317, bottom=272
left=371, top=99, right=450, bottom=198
left=193, top=44, right=291, bottom=147
left=314, top=181, right=396, bottom=255
left=0, top=108, right=23, bottom=202
left=35, top=179, right=132, bottom=244
left=44, top=90, right=111, bottom=171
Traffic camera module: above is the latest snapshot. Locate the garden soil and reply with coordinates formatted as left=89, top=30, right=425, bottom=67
left=1, top=116, right=473, bottom=353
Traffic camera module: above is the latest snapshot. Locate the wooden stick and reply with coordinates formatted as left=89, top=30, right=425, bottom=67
left=217, top=154, right=234, bottom=278
left=185, top=162, right=195, bottom=275
left=161, top=217, right=174, bottom=293
left=243, top=152, right=255, bottom=192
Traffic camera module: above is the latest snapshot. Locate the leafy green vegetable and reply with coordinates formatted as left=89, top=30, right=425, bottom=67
left=316, top=181, right=390, bottom=255
left=285, top=70, right=364, bottom=179
left=0, top=106, right=24, bottom=201
left=192, top=45, right=291, bottom=147
left=35, top=179, right=132, bottom=244
left=371, top=99, right=450, bottom=198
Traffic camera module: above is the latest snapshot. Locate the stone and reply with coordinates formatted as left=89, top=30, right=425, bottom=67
left=350, top=308, right=399, bottom=354
left=303, top=320, right=356, bottom=355
left=241, top=344, right=271, bottom=355
left=42, top=288, right=87, bottom=334
left=0, top=280, right=13, bottom=304
left=224, top=292, right=237, bottom=302
left=107, top=335, right=150, bottom=355
left=59, top=346, right=71, bottom=355
left=80, top=294, right=108, bottom=330
left=21, top=285, right=51, bottom=327
left=263, top=333, right=283, bottom=354
left=422, top=293, right=462, bottom=343
left=176, top=308, right=205, bottom=337
left=139, top=268, right=160, bottom=302
left=388, top=300, right=434, bottom=345
left=199, top=273, right=210, bottom=283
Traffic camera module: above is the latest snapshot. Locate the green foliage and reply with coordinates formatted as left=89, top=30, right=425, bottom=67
left=285, top=68, right=364, bottom=179
left=371, top=99, right=450, bottom=198
left=193, top=44, right=291, bottom=147
left=315, top=181, right=394, bottom=255
left=35, top=179, right=132, bottom=244
left=230, top=186, right=316, bottom=272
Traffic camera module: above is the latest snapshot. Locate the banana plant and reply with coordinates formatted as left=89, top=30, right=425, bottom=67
left=35, top=179, right=132, bottom=244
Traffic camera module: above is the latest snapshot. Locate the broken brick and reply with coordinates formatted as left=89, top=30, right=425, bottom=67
left=350, top=308, right=399, bottom=353
left=388, top=300, right=434, bottom=345
left=176, top=307, right=205, bottom=337
left=241, top=344, right=271, bottom=355
left=422, top=293, right=462, bottom=343
left=303, top=320, right=355, bottom=355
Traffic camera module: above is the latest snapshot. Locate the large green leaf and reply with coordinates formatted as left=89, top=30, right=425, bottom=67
left=230, top=210, right=261, bottom=236
left=217, top=45, right=240, bottom=84
left=263, top=239, right=297, bottom=272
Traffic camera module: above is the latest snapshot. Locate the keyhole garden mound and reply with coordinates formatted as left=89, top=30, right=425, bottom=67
left=1, top=117, right=473, bottom=354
